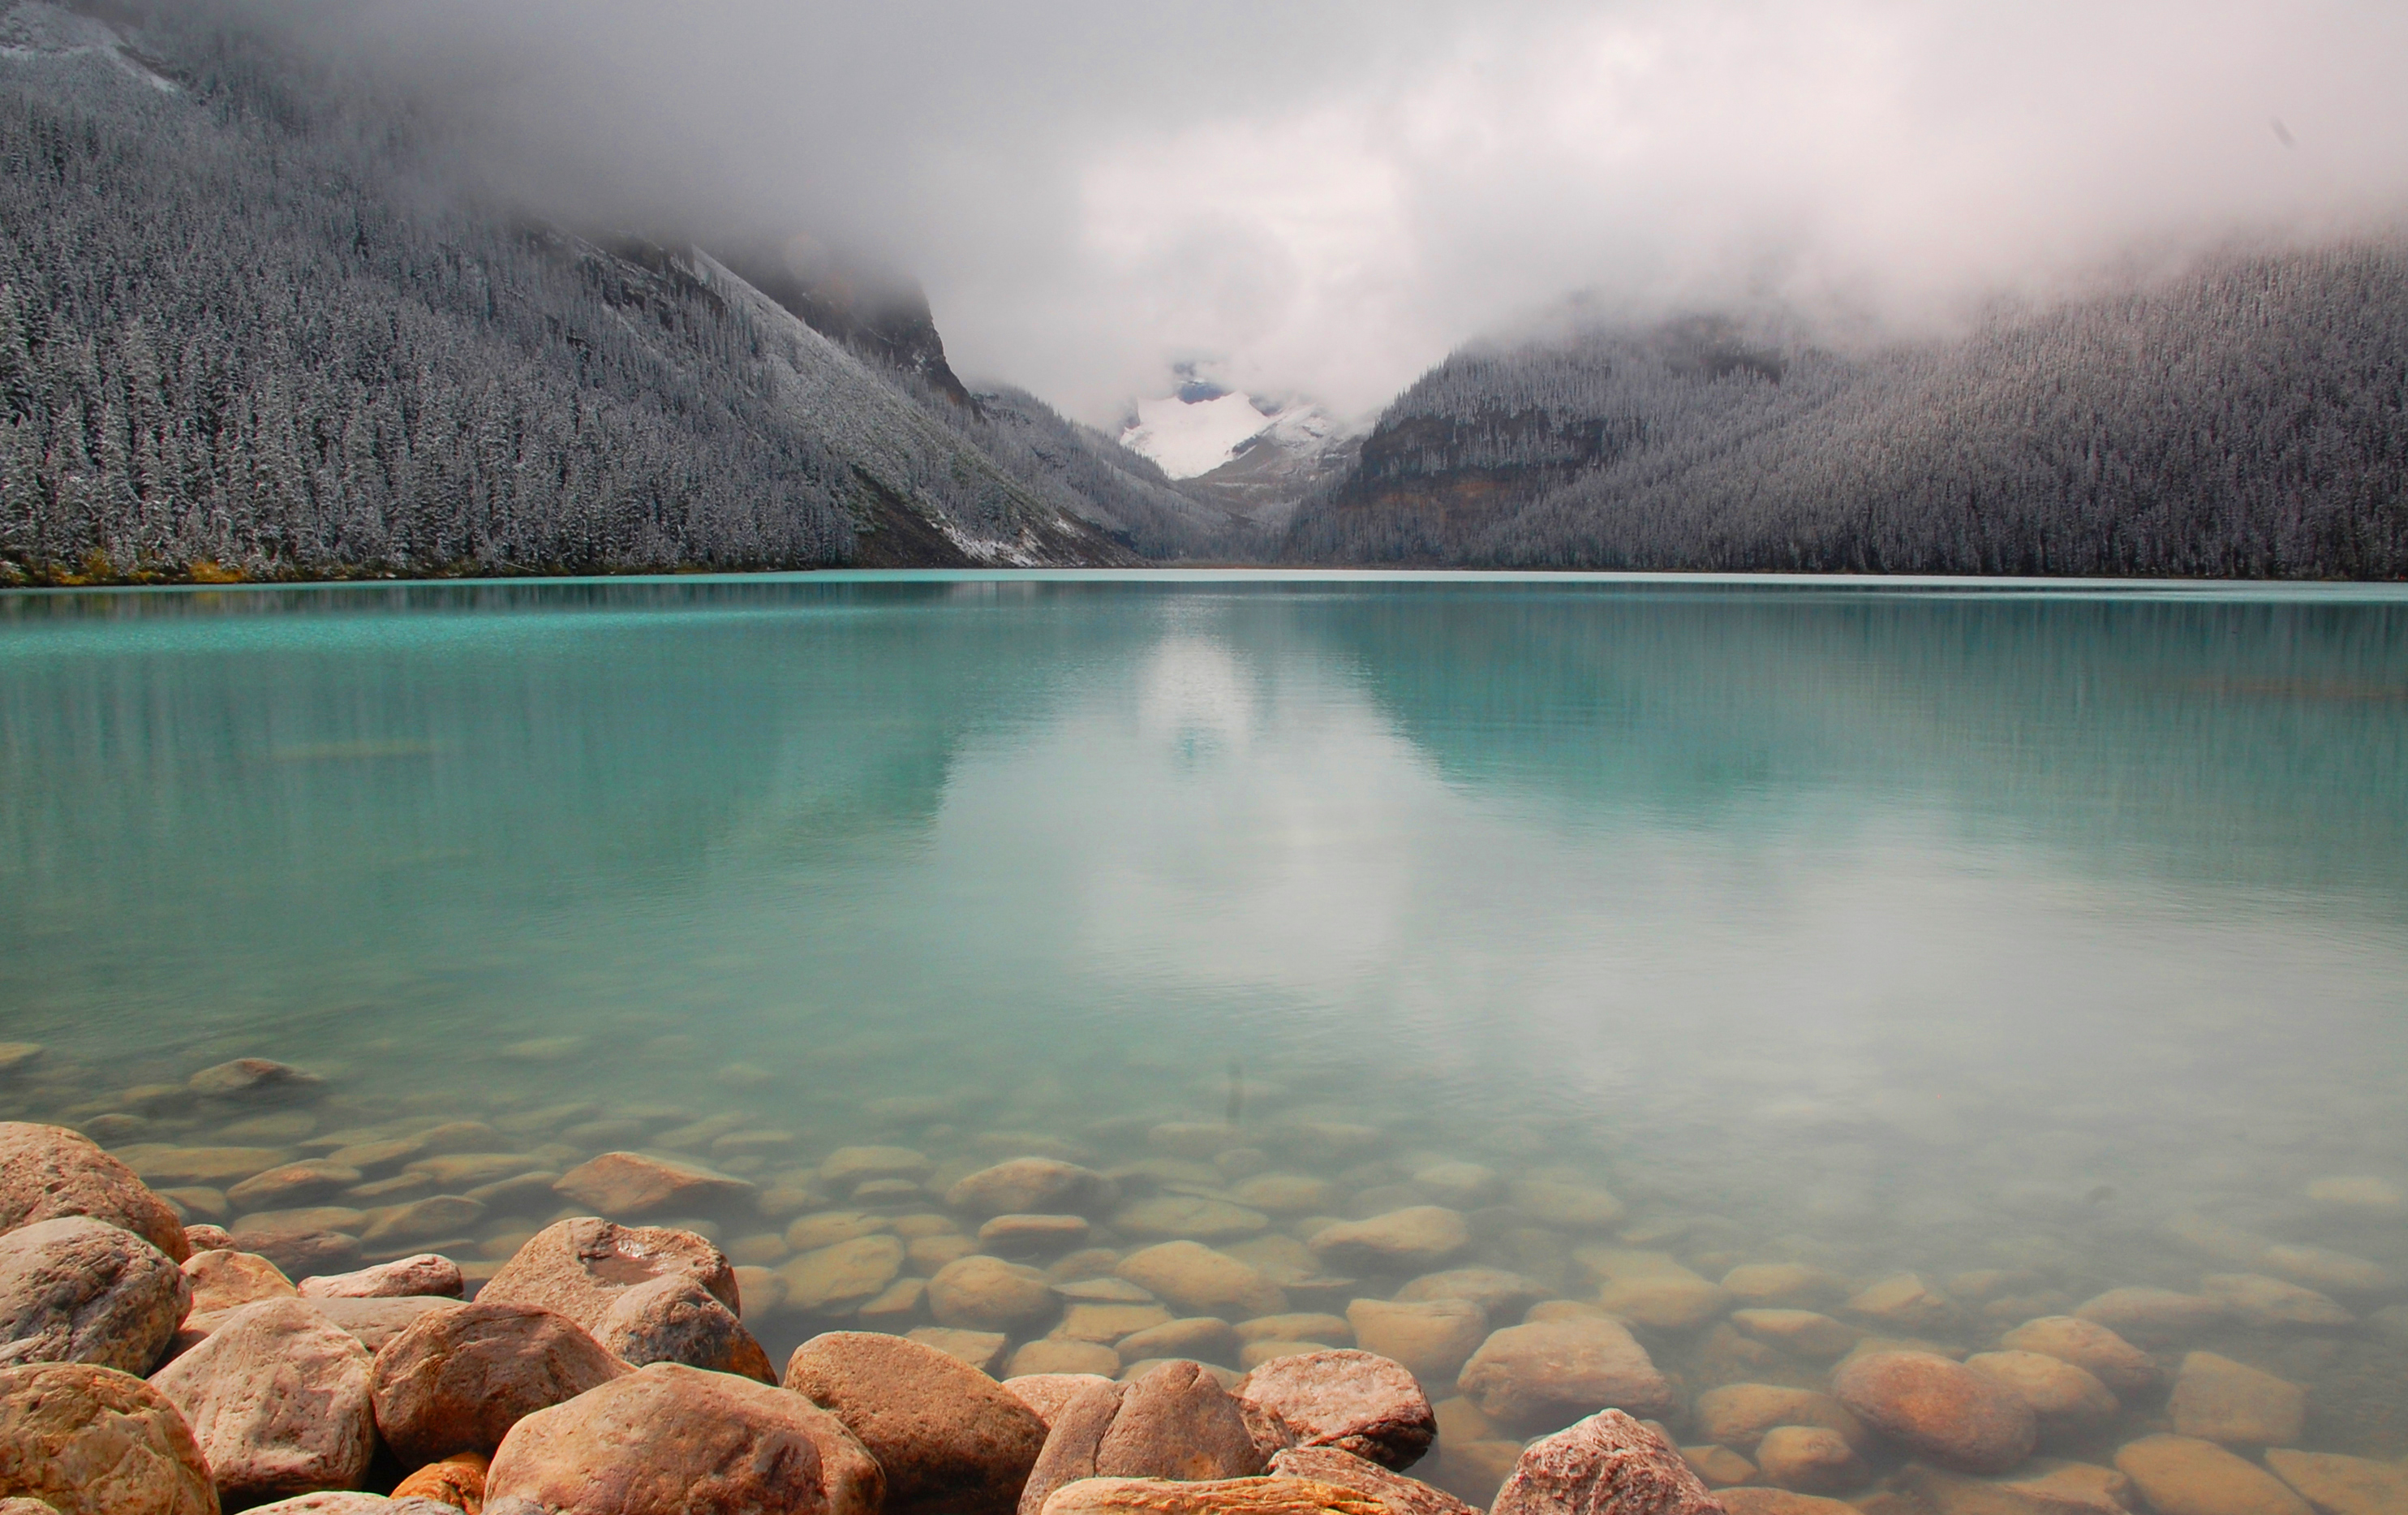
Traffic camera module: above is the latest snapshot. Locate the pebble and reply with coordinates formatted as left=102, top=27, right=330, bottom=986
left=1488, top=1410, right=1719, bottom=1515
left=1308, top=1208, right=1469, bottom=1271
left=780, top=1233, right=909, bottom=1313
left=2263, top=1448, right=2408, bottom=1515
left=783, top=1330, right=1047, bottom=1515
left=785, top=1211, right=892, bottom=1250
left=1726, top=1307, right=1860, bottom=1361
left=368, top=1301, right=628, bottom=1465
left=1455, top=1316, right=1676, bottom=1431
left=2169, top=1350, right=2307, bottom=1446
left=1117, top=1242, right=1290, bottom=1319
left=2113, top=1434, right=2312, bottom=1515
left=486, top=1360, right=855, bottom=1515
left=1828, top=1349, right=2036, bottom=1474
left=1233, top=1348, right=1436, bottom=1470
left=819, top=1146, right=935, bottom=1187
left=931, top=1255, right=1058, bottom=1332
left=0, top=1216, right=189, bottom=1375
left=1678, top=1444, right=1757, bottom=1487
left=149, top=1298, right=376, bottom=1503
left=1232, top=1175, right=1338, bottom=1215
left=1595, top=1276, right=1731, bottom=1332
left=1997, top=1315, right=2160, bottom=1394
left=0, top=1362, right=217, bottom=1515
left=1012, top=1341, right=1124, bottom=1379
left=550, top=1152, right=754, bottom=1217
left=1058, top=1302, right=1176, bottom=1344
left=226, top=1161, right=361, bottom=1210
left=360, top=1195, right=485, bottom=1247
left=227, top=1210, right=367, bottom=1278
left=1394, top=1268, right=1544, bottom=1318
left=1344, top=1298, right=1487, bottom=1386
left=1752, top=1425, right=1866, bottom=1494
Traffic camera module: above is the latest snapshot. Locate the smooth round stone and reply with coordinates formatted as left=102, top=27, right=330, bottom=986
left=0, top=1217, right=189, bottom=1375
left=913, top=1233, right=980, bottom=1272
left=1719, top=1264, right=1849, bottom=1310
left=1232, top=1175, right=1338, bottom=1216
left=929, top=1254, right=1056, bottom=1332
left=1238, top=1313, right=1353, bottom=1346
left=1395, top=1268, right=1543, bottom=1318
left=1308, top=1208, right=1468, bottom=1271
left=1099, top=1358, right=1265, bottom=1480
left=1490, top=1410, right=1719, bottom=1515
left=118, top=1145, right=290, bottom=1189
left=188, top=1059, right=322, bottom=1101
left=2113, top=1435, right=2311, bottom=1515
left=1998, top=1315, right=2159, bottom=1394
left=297, top=1255, right=462, bottom=1301
left=1118, top=1242, right=1289, bottom=1319
left=551, top=1152, right=754, bottom=1218
left=368, top=1301, right=628, bottom=1464
left=2200, top=1274, right=2352, bottom=1328
left=1410, top=1164, right=1502, bottom=1208
left=1115, top=1196, right=1271, bottom=1242
left=596, top=1274, right=776, bottom=1382
left=148, top=1298, right=376, bottom=1503
left=0, top=1362, right=217, bottom=1515
left=1011, top=1341, right=1124, bottom=1379
left=1828, top=1350, right=2036, bottom=1474
left=480, top=1217, right=741, bottom=1333
left=2168, top=1351, right=2306, bottom=1447
left=1690, top=1385, right=1868, bottom=1454
left=1116, top=1317, right=1240, bottom=1367
left=1963, top=1349, right=2118, bottom=1438
left=857, top=1278, right=927, bottom=1323
left=1726, top=1308, right=1860, bottom=1361
left=979, top=1214, right=1093, bottom=1255
left=908, top=1327, right=1011, bottom=1375
left=1455, top=1317, right=1675, bottom=1431
left=777, top=1234, right=908, bottom=1313
left=948, top=1159, right=1114, bottom=1217
left=1503, top=1181, right=1624, bottom=1231
left=784, top=1210, right=892, bottom=1251
left=1597, top=1276, right=1731, bottom=1332
left=1678, top=1443, right=1757, bottom=1488
left=183, top=1249, right=299, bottom=1315
left=1232, top=1348, right=1435, bottom=1470
left=1753, top=1426, right=1865, bottom=1495
left=782, top=1331, right=1047, bottom=1515
left=2074, top=1287, right=2227, bottom=1344
left=1059, top=1302, right=1177, bottom=1344
left=227, top=1162, right=360, bottom=1210
left=1344, top=1298, right=1486, bottom=1387
left=1844, top=1273, right=1958, bottom=1332
left=2264, top=1449, right=2408, bottom=1515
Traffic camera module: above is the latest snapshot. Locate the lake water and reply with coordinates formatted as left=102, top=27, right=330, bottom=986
left=4, top=572, right=2406, bottom=1491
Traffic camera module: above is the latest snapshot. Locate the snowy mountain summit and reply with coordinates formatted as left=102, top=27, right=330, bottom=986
left=1120, top=377, right=1365, bottom=526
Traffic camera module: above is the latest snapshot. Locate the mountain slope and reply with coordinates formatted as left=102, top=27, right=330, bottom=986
left=1284, top=251, right=2408, bottom=577
left=0, top=3, right=1180, bottom=581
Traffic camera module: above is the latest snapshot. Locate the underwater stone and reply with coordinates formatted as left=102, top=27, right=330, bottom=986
left=1963, top=1349, right=2120, bottom=1439
left=551, top=1152, right=755, bottom=1218
left=1117, top=1242, right=1289, bottom=1319
left=1752, top=1426, right=1865, bottom=1495
left=2113, top=1434, right=2311, bottom=1515
left=1997, top=1315, right=2159, bottom=1394
left=187, top=1061, right=323, bottom=1103
left=949, top=1159, right=1116, bottom=1217
left=1308, top=1208, right=1469, bottom=1271
left=931, top=1255, right=1056, bottom=1332
left=1830, top=1350, right=2036, bottom=1475
left=1344, top=1298, right=1486, bottom=1386
left=2168, top=1351, right=2306, bottom=1447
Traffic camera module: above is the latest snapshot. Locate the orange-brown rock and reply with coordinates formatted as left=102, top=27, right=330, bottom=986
left=550, top=1152, right=755, bottom=1218
left=1997, top=1316, right=2159, bottom=1395
left=1036, top=1477, right=1387, bottom=1515
left=487, top=1362, right=838, bottom=1515
left=1488, top=1410, right=1722, bottom=1515
left=368, top=1301, right=627, bottom=1466
left=948, top=1160, right=1116, bottom=1217
left=784, top=1330, right=1047, bottom=1515
left=1963, top=1350, right=2119, bottom=1440
left=1007, top=1371, right=1120, bottom=1427
left=181, top=1250, right=297, bottom=1316
left=2113, top=1434, right=2311, bottom=1515
left=1308, top=1209, right=1469, bottom=1272
left=1830, top=1349, right=2036, bottom=1474
left=0, top=1125, right=190, bottom=1262
left=0, top=1362, right=217, bottom=1515
left=1234, top=1348, right=1435, bottom=1470
left=1752, top=1426, right=1864, bottom=1495
left=1689, top=1385, right=1867, bottom=1454
left=0, top=1216, right=190, bottom=1375
left=1713, top=1491, right=1857, bottom=1514
left=1456, top=1317, right=1676, bottom=1431
left=390, top=1450, right=487, bottom=1513
left=1099, top=1359, right=1265, bottom=1480
left=478, top=1217, right=739, bottom=1334
left=297, top=1255, right=463, bottom=1301
left=2264, top=1448, right=2408, bottom=1515
left=2168, top=1351, right=2305, bottom=1447
left=594, top=1274, right=775, bottom=1382
left=1269, top=1446, right=1482, bottom=1515
left=148, top=1299, right=375, bottom=1504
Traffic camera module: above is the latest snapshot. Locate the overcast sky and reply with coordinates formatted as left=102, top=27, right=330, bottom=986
left=306, top=0, right=2408, bottom=422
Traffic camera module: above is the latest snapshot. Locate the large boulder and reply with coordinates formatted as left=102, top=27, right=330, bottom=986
left=148, top=1299, right=376, bottom=1504
left=297, top=1256, right=463, bottom=1301
left=1098, top=1360, right=1265, bottom=1480
left=0, top=1362, right=217, bottom=1515
left=0, top=1216, right=190, bottom=1375
left=302, top=1297, right=453, bottom=1355
left=784, top=1330, right=1047, bottom=1515
left=1021, top=1378, right=1127, bottom=1515
left=1036, top=1478, right=1386, bottom=1515
left=1267, top=1447, right=1481, bottom=1515
left=1830, top=1349, right=2036, bottom=1475
left=948, top=1160, right=1116, bottom=1217
left=479, top=1217, right=739, bottom=1328
left=0, top=1125, right=190, bottom=1263
left=369, top=1301, right=628, bottom=1466
left=1489, top=1410, right=1721, bottom=1515
left=1455, top=1318, right=1676, bottom=1431
left=1233, top=1349, right=1435, bottom=1470
left=487, top=1361, right=851, bottom=1515
left=551, top=1153, right=755, bottom=1218
left=594, top=1275, right=776, bottom=1383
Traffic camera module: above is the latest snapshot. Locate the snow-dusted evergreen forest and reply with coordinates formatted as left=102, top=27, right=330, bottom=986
left=0, top=5, right=1240, bottom=582
left=1284, top=249, right=2408, bottom=576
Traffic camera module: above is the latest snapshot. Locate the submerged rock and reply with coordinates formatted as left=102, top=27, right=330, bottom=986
left=0, top=1124, right=191, bottom=1262
left=1233, top=1348, right=1435, bottom=1470
left=783, top=1330, right=1047, bottom=1515
left=1117, top=1242, right=1289, bottom=1319
left=781, top=1233, right=909, bottom=1313
left=2113, top=1434, right=2311, bottom=1515
left=148, top=1299, right=375, bottom=1504
left=1114, top=1318, right=1238, bottom=1367
left=1488, top=1410, right=1719, bottom=1515
left=1963, top=1349, right=2120, bottom=1439
left=1726, top=1308, right=1859, bottom=1362
left=1690, top=1385, right=1867, bottom=1455
left=2263, top=1448, right=2408, bottom=1515
left=1114, top=1196, right=1271, bottom=1242
left=487, top=1361, right=846, bottom=1515
left=1307, top=1209, right=1469, bottom=1271
left=931, top=1255, right=1058, bottom=1332
left=550, top=1153, right=754, bottom=1218
left=2072, top=1287, right=2225, bottom=1344
left=0, top=1362, right=217, bottom=1515
left=1752, top=1426, right=1864, bottom=1495
left=2168, top=1351, right=2306, bottom=1447
left=949, top=1160, right=1116, bottom=1217
left=1997, top=1315, right=2160, bottom=1394
left=1829, top=1349, right=2036, bottom=1474
left=0, top=1216, right=189, bottom=1375
left=1455, top=1317, right=1675, bottom=1431
left=2200, top=1273, right=2353, bottom=1329
left=1344, top=1298, right=1486, bottom=1387
left=188, top=1060, right=322, bottom=1103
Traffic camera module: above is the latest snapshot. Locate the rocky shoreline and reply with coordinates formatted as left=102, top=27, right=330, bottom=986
left=2, top=1051, right=2406, bottom=1514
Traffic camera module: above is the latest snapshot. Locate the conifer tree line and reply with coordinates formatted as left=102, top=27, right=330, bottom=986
left=1284, top=249, right=2408, bottom=577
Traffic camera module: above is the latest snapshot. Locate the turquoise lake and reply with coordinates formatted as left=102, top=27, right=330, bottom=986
left=3, top=572, right=2406, bottom=1478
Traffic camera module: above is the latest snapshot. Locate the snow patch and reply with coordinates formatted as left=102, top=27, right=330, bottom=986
left=1120, top=392, right=1274, bottom=479
left=0, top=2, right=178, bottom=91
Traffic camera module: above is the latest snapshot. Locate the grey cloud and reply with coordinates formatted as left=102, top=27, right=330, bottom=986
left=247, top=0, right=2408, bottom=420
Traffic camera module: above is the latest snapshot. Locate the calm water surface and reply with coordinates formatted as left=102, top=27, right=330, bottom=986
left=3, top=573, right=2406, bottom=1475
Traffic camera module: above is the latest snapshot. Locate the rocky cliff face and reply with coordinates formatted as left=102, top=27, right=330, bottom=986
left=711, top=240, right=972, bottom=405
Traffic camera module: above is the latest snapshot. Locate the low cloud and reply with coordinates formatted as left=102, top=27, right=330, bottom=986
left=259, top=0, right=2408, bottom=419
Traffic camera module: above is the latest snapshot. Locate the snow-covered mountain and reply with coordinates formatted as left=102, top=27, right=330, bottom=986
left=1119, top=381, right=1365, bottom=527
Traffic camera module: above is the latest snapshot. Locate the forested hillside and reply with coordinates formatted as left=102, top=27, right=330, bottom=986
left=0, top=3, right=1237, bottom=582
left=1284, top=248, right=2408, bottom=577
